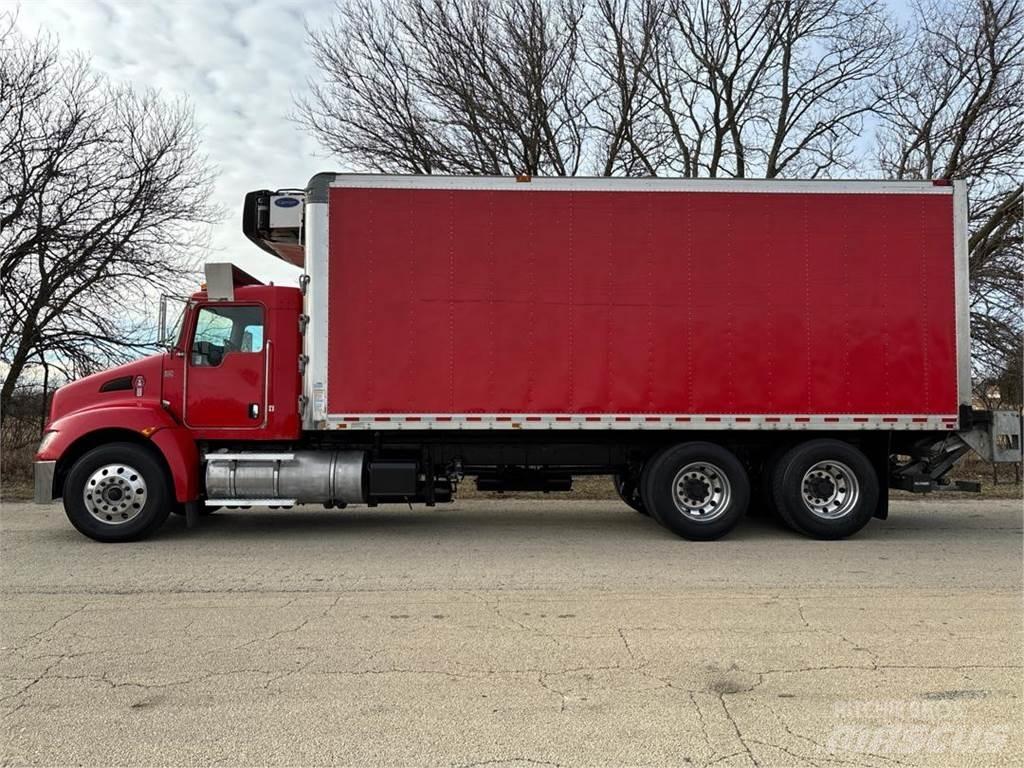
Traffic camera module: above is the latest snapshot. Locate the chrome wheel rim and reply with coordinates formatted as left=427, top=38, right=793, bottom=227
left=801, top=461, right=859, bottom=520
left=672, top=462, right=732, bottom=522
left=82, top=463, right=147, bottom=525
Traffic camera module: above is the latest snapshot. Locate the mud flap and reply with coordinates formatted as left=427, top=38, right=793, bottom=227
left=185, top=501, right=200, bottom=529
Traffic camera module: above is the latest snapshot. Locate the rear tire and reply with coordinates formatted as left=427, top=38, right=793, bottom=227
left=63, top=442, right=173, bottom=542
left=771, top=439, right=878, bottom=539
left=613, top=473, right=648, bottom=515
left=640, top=442, right=750, bottom=541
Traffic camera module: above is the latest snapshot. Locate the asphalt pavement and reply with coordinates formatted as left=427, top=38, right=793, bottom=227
left=1, top=496, right=1021, bottom=767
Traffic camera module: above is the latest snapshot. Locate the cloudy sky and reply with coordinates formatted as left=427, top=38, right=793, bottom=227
left=10, top=0, right=340, bottom=287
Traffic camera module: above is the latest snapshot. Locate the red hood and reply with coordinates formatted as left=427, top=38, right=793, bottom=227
left=47, top=354, right=167, bottom=427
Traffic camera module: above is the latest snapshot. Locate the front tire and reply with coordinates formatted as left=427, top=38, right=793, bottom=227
left=63, top=442, right=173, bottom=542
left=640, top=442, right=750, bottom=540
left=771, top=439, right=879, bottom=539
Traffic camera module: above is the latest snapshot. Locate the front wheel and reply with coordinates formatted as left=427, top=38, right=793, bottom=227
left=641, top=442, right=750, bottom=540
left=771, top=439, right=879, bottom=539
left=63, top=442, right=173, bottom=542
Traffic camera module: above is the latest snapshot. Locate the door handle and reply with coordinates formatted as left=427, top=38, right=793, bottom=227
left=249, top=403, right=260, bottom=419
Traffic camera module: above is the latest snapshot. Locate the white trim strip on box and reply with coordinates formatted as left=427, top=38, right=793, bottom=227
left=327, top=174, right=952, bottom=196
left=303, top=201, right=330, bottom=429
left=323, top=414, right=960, bottom=431
left=952, top=180, right=972, bottom=407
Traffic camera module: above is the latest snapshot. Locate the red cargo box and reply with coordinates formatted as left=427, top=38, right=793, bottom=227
left=303, top=176, right=967, bottom=432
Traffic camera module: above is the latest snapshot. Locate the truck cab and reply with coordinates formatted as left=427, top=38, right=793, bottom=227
left=161, top=280, right=303, bottom=441
left=34, top=263, right=303, bottom=540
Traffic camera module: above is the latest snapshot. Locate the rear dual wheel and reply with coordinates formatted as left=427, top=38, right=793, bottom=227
left=641, top=442, right=750, bottom=541
left=771, top=439, right=878, bottom=540
left=637, top=439, right=878, bottom=541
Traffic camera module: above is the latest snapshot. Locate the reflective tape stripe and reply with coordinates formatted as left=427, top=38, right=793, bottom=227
left=324, top=414, right=958, bottom=431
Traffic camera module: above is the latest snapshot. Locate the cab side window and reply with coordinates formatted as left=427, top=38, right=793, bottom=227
left=191, top=305, right=265, bottom=367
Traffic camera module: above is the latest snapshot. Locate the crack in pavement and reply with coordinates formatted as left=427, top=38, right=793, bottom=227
left=712, top=669, right=765, bottom=768
left=704, top=749, right=750, bottom=767
left=717, top=691, right=759, bottom=767
left=452, top=759, right=562, bottom=768
left=756, top=662, right=1021, bottom=676
left=3, top=592, right=1018, bottom=767
left=748, top=737, right=821, bottom=767
left=535, top=671, right=567, bottom=712
left=231, top=594, right=343, bottom=650
left=781, top=723, right=900, bottom=768
left=0, top=656, right=66, bottom=708
left=19, top=604, right=88, bottom=645
left=794, top=597, right=883, bottom=670
left=688, top=691, right=715, bottom=757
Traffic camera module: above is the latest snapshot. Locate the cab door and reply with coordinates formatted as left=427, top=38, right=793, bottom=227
left=184, top=304, right=267, bottom=429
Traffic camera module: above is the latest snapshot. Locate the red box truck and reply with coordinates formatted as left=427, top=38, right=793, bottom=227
left=34, top=175, right=1021, bottom=542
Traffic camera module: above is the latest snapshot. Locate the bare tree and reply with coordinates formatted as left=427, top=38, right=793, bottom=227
left=297, top=0, right=592, bottom=176
left=638, top=0, right=896, bottom=178
left=584, top=0, right=663, bottom=175
left=301, top=0, right=897, bottom=178
left=879, top=0, right=1024, bottom=390
left=0, top=18, right=218, bottom=420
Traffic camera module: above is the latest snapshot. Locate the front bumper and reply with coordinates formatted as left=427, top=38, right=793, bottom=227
left=34, top=461, right=57, bottom=504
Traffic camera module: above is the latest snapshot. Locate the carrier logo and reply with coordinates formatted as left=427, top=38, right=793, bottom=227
left=274, top=197, right=300, bottom=208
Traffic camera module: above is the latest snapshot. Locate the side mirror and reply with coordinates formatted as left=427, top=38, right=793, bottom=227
left=157, top=296, right=168, bottom=347
left=159, top=295, right=191, bottom=352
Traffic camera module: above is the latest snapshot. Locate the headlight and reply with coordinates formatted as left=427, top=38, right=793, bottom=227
left=37, top=430, right=59, bottom=456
